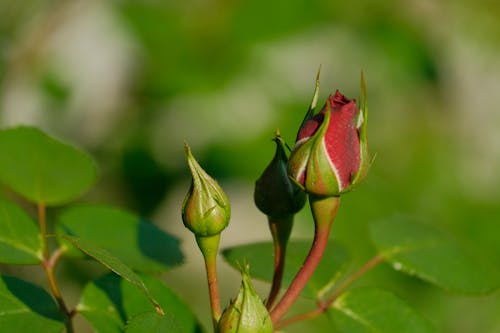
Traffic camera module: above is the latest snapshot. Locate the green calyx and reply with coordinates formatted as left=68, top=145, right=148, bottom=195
left=288, top=107, right=341, bottom=197
left=297, top=66, right=322, bottom=132
left=348, top=71, right=370, bottom=190
left=218, top=266, right=273, bottom=333
left=182, top=144, right=230, bottom=237
left=254, top=132, right=306, bottom=218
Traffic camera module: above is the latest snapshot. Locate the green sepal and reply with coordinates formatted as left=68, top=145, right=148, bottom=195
left=288, top=108, right=341, bottom=197
left=349, top=71, right=370, bottom=189
left=218, top=265, right=273, bottom=333
left=297, top=67, right=322, bottom=133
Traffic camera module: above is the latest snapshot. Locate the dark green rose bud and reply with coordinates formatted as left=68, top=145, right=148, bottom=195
left=218, top=266, right=273, bottom=333
left=254, top=132, right=306, bottom=218
left=182, top=144, right=230, bottom=237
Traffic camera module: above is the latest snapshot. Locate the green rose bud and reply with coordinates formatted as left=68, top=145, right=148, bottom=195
left=218, top=266, right=273, bottom=333
left=254, top=132, right=306, bottom=218
left=182, top=144, right=230, bottom=237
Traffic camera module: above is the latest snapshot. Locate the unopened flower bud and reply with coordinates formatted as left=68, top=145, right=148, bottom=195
left=182, top=144, right=230, bottom=237
left=218, top=266, right=273, bottom=333
left=254, top=132, right=306, bottom=218
left=288, top=72, right=369, bottom=196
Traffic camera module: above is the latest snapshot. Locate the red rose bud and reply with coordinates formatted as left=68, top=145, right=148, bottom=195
left=254, top=132, right=306, bottom=218
left=288, top=72, right=369, bottom=196
left=182, top=144, right=230, bottom=237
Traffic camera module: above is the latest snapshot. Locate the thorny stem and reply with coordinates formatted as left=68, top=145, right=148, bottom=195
left=270, top=196, right=340, bottom=324
left=38, top=203, right=74, bottom=333
left=275, top=254, right=383, bottom=329
left=196, top=235, right=222, bottom=332
left=266, top=215, right=293, bottom=309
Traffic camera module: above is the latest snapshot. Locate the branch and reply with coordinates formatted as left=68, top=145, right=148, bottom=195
left=270, top=196, right=340, bottom=324
left=275, top=254, right=383, bottom=329
left=38, top=203, right=74, bottom=333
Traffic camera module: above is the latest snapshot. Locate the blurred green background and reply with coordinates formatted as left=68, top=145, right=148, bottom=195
left=0, top=0, right=499, bottom=332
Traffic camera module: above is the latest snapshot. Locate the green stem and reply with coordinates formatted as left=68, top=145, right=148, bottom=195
left=196, top=234, right=222, bottom=332
left=266, top=215, right=293, bottom=309
left=270, top=196, right=340, bottom=324
left=38, top=203, right=48, bottom=259
left=38, top=203, right=74, bottom=333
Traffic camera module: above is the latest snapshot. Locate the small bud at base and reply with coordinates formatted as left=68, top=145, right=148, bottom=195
left=218, top=266, right=273, bottom=333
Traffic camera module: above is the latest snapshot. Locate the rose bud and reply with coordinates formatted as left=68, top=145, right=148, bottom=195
left=254, top=131, right=306, bottom=218
left=288, top=73, right=369, bottom=197
left=218, top=266, right=273, bottom=333
left=182, top=144, right=230, bottom=237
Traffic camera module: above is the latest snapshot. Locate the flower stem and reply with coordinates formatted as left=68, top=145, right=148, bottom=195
left=275, top=254, right=383, bottom=329
left=266, top=215, right=293, bottom=309
left=37, top=203, right=74, bottom=333
left=38, top=203, right=48, bottom=259
left=325, top=254, right=383, bottom=303
left=270, top=196, right=340, bottom=324
left=196, top=234, right=222, bottom=332
left=42, top=257, right=73, bottom=332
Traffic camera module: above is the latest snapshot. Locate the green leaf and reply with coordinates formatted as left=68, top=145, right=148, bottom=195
left=126, top=312, right=184, bottom=333
left=0, top=126, right=97, bottom=205
left=330, top=287, right=437, bottom=333
left=370, top=217, right=500, bottom=294
left=78, top=273, right=202, bottom=333
left=222, top=240, right=349, bottom=298
left=56, top=204, right=183, bottom=272
left=0, top=198, right=42, bottom=264
left=0, top=275, right=64, bottom=332
left=62, top=235, right=162, bottom=313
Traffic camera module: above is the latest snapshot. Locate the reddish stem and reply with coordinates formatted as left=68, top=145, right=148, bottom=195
left=270, top=196, right=340, bottom=324
left=266, top=215, right=293, bottom=309
left=275, top=254, right=383, bottom=329
left=204, top=256, right=221, bottom=324
left=196, top=235, right=222, bottom=332
left=275, top=304, right=325, bottom=329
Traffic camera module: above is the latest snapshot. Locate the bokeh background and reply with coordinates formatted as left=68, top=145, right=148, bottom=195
left=1, top=0, right=499, bottom=332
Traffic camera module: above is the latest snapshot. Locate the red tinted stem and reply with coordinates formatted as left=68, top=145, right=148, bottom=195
left=275, top=254, right=383, bottom=329
left=196, top=235, right=222, bottom=332
left=266, top=215, right=293, bottom=309
left=270, top=196, right=340, bottom=324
